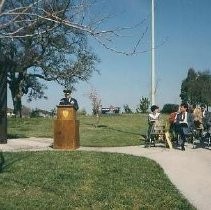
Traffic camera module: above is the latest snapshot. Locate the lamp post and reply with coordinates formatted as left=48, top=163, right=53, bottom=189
left=151, top=0, right=156, bottom=105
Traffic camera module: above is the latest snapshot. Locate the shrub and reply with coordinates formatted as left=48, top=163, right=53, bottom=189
left=161, top=104, right=179, bottom=114
left=77, top=108, right=87, bottom=116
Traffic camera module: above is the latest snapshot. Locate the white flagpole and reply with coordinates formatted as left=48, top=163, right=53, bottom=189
left=151, top=0, right=155, bottom=105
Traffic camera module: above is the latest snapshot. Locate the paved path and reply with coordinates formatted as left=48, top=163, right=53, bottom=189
left=1, top=138, right=211, bottom=210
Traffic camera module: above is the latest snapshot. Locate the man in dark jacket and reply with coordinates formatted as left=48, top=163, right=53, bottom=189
left=59, top=89, right=79, bottom=111
left=175, top=103, right=194, bottom=151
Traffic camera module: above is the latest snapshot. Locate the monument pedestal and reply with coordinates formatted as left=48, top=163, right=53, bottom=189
left=54, top=105, right=79, bottom=150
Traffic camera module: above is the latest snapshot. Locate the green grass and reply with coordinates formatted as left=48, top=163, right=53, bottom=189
left=8, top=114, right=150, bottom=146
left=79, top=114, right=148, bottom=146
left=0, top=151, right=195, bottom=209
left=8, top=117, right=53, bottom=139
left=4, top=114, right=195, bottom=209
left=8, top=113, right=169, bottom=146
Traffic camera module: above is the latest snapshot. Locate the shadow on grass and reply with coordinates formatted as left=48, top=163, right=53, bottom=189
left=82, top=122, right=141, bottom=136
left=7, top=134, right=28, bottom=139
left=96, top=125, right=108, bottom=128
left=140, top=134, right=147, bottom=141
left=0, top=151, right=31, bottom=173
left=107, top=127, right=141, bottom=136
left=0, top=151, right=5, bottom=173
left=82, top=122, right=108, bottom=128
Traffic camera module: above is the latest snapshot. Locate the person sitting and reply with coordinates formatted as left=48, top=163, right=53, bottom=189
left=204, top=112, right=211, bottom=141
left=193, top=106, right=204, bottom=129
left=147, top=105, right=160, bottom=139
left=200, top=104, right=210, bottom=127
left=59, top=89, right=79, bottom=111
left=200, top=104, right=211, bottom=136
left=168, top=105, right=180, bottom=141
left=175, top=103, right=194, bottom=151
left=191, top=106, right=204, bottom=143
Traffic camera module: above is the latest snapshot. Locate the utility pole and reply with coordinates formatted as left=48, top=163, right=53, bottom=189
left=151, top=0, right=156, bottom=105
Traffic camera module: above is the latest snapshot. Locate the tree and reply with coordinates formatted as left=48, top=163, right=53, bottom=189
left=136, top=97, right=150, bottom=113
left=1, top=0, right=147, bottom=117
left=21, top=105, right=31, bottom=116
left=197, top=71, right=211, bottom=106
left=180, top=68, right=211, bottom=107
left=123, top=104, right=133, bottom=114
left=88, top=88, right=101, bottom=127
left=1, top=0, right=101, bottom=117
left=161, top=104, right=178, bottom=114
left=30, top=109, right=40, bottom=118
left=77, top=108, right=87, bottom=116
left=50, top=108, right=56, bottom=118
left=0, top=65, right=7, bottom=143
left=88, top=88, right=101, bottom=115
left=0, top=0, right=147, bottom=54
left=0, top=0, right=148, bottom=141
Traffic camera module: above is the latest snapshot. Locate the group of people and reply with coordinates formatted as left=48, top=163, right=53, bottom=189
left=59, top=89, right=211, bottom=151
left=148, top=103, right=211, bottom=151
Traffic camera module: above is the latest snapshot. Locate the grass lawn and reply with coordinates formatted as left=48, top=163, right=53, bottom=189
left=8, top=114, right=150, bottom=146
left=3, top=114, right=196, bottom=209
left=0, top=151, right=195, bottom=209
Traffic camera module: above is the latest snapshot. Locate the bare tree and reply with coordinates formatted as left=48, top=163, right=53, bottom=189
left=1, top=0, right=148, bottom=117
left=1, top=0, right=101, bottom=117
left=0, top=0, right=148, bottom=141
left=88, top=88, right=102, bottom=127
left=0, top=0, right=148, bottom=55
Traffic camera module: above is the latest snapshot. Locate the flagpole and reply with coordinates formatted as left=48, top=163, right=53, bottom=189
left=151, top=0, right=155, bottom=105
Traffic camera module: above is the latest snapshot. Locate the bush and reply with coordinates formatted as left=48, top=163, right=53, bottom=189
left=161, top=104, right=179, bottom=114
left=77, top=108, right=87, bottom=116
left=123, top=104, right=133, bottom=113
left=30, top=109, right=40, bottom=118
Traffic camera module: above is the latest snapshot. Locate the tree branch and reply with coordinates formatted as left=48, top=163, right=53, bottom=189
left=0, top=1, right=149, bottom=55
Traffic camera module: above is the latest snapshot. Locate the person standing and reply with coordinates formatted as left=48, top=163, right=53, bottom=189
left=59, top=89, right=79, bottom=111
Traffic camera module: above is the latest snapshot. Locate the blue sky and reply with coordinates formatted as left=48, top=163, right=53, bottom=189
left=7, top=0, right=211, bottom=113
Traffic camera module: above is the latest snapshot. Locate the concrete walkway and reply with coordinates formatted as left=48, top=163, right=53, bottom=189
left=1, top=138, right=211, bottom=210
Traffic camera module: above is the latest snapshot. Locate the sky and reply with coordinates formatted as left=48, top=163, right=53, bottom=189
left=7, top=0, right=211, bottom=113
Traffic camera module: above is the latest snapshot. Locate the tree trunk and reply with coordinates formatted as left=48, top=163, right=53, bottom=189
left=9, top=72, right=23, bottom=118
left=0, top=67, right=7, bottom=143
